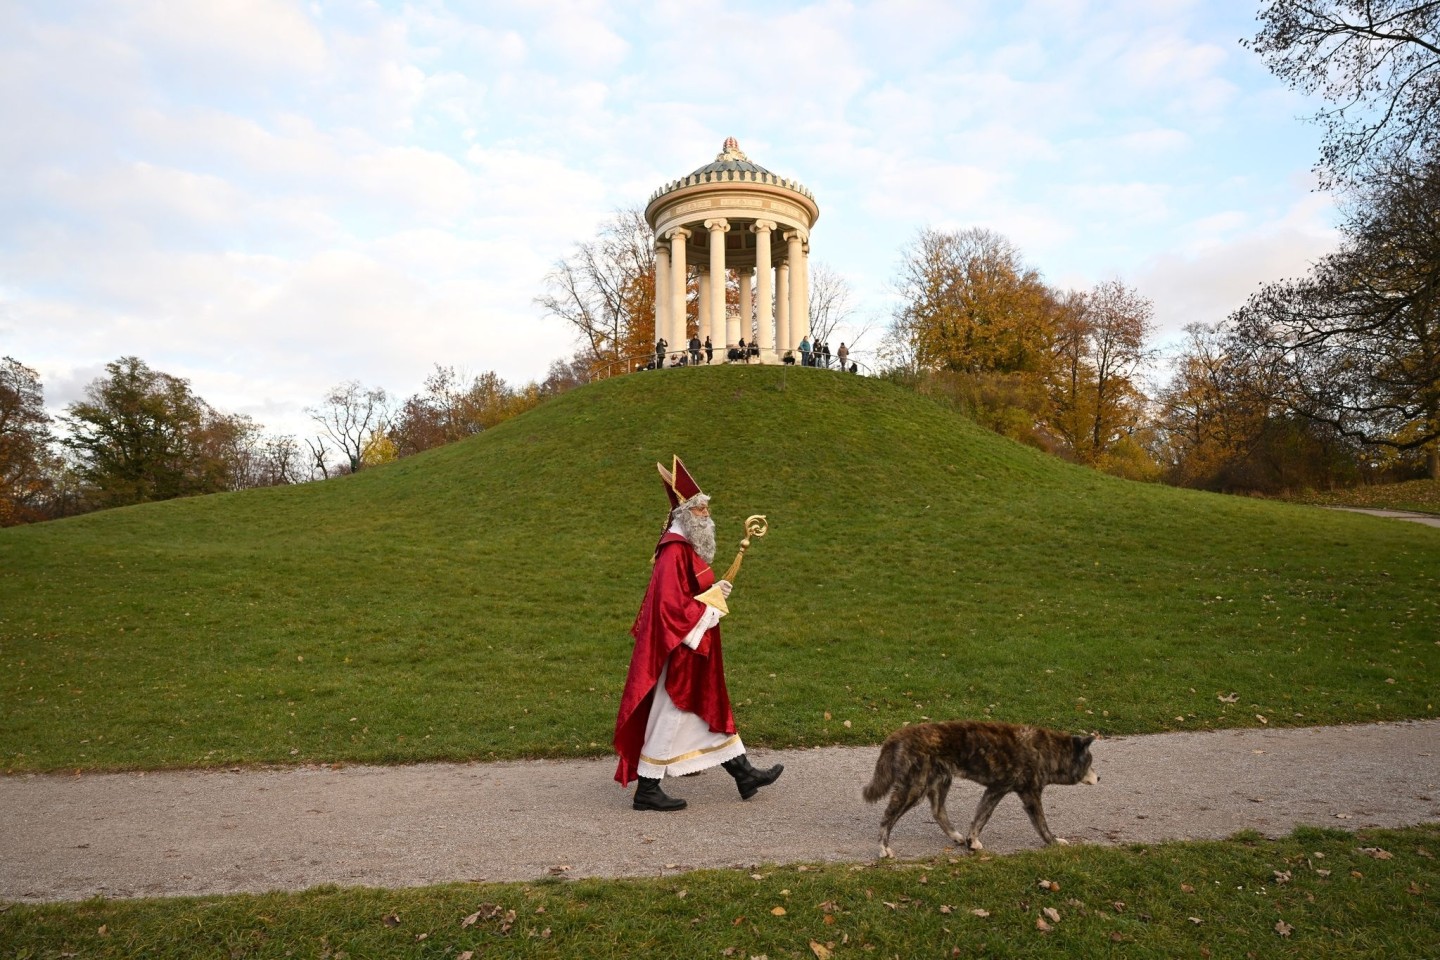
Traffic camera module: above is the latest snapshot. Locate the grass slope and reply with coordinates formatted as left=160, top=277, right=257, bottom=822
left=2, top=365, right=1437, bottom=772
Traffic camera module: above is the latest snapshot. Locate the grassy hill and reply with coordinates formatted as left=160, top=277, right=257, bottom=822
left=2, top=364, right=1436, bottom=772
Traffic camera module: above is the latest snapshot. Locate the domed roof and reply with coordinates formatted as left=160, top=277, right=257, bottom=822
left=688, top=136, right=775, bottom=178
left=647, top=137, right=815, bottom=207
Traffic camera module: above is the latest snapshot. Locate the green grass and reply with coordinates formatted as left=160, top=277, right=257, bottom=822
left=1280, top=479, right=1440, bottom=516
left=3, top=823, right=1437, bottom=958
left=2, top=365, right=1438, bottom=772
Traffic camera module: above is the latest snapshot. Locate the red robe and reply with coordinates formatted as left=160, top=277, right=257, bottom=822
left=613, top=532, right=736, bottom=785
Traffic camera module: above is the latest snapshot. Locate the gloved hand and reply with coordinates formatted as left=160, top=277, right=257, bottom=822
left=718, top=579, right=733, bottom=597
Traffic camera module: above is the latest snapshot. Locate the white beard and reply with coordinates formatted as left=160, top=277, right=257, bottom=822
left=674, top=509, right=717, bottom=564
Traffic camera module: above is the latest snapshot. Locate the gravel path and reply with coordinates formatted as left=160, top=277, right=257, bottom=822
left=3, top=720, right=1438, bottom=904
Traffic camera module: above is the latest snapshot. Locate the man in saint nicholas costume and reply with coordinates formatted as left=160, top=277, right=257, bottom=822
left=612, top=456, right=784, bottom=811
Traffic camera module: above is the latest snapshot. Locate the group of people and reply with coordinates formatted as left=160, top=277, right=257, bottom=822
left=795, top=336, right=851, bottom=371
left=649, top=336, right=858, bottom=373
left=648, top=337, right=715, bottom=369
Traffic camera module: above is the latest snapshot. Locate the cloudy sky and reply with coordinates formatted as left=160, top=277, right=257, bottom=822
left=2, top=0, right=1339, bottom=440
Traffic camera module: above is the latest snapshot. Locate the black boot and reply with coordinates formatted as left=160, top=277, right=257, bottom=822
left=633, top=776, right=687, bottom=811
left=721, top=754, right=784, bottom=800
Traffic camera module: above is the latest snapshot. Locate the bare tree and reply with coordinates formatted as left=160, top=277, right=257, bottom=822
left=306, top=381, right=390, bottom=475
left=1245, top=1, right=1440, bottom=186
left=537, top=207, right=657, bottom=369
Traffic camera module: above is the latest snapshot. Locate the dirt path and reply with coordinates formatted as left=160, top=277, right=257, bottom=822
left=3, top=721, right=1438, bottom=904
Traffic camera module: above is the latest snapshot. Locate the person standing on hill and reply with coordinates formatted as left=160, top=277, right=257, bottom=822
left=613, top=457, right=784, bottom=811
left=837, top=342, right=849, bottom=370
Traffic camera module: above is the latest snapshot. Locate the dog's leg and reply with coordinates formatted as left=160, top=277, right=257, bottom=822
left=926, top=774, right=966, bottom=846
left=876, top=778, right=927, bottom=859
left=965, top=785, right=1009, bottom=851
left=1017, top=787, right=1064, bottom=845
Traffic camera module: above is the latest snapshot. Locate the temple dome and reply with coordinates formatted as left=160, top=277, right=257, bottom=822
left=648, top=137, right=815, bottom=205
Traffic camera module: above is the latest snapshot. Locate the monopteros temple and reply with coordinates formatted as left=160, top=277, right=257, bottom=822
left=646, top=138, right=819, bottom=364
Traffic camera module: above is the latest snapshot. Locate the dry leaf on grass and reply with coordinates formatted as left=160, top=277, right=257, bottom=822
left=1276, top=920, right=1294, bottom=937
left=971, top=908, right=990, bottom=918
left=1035, top=916, right=1052, bottom=933
left=810, top=941, right=833, bottom=960
left=1359, top=847, right=1394, bottom=860
left=1042, top=907, right=1061, bottom=923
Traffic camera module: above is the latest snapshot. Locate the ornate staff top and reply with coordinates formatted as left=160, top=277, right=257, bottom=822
left=697, top=515, right=768, bottom=614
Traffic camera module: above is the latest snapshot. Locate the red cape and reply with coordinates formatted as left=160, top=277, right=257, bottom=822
left=613, top=532, right=736, bottom=785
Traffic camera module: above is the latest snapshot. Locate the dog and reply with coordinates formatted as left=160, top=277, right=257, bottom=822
left=862, top=720, right=1098, bottom=858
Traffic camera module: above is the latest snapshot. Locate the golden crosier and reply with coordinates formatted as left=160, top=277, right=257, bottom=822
left=697, top=515, right=768, bottom=614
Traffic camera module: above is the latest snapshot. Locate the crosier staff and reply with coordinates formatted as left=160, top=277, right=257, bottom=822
left=696, top=514, right=768, bottom=614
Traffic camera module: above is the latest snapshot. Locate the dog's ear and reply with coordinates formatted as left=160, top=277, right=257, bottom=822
left=1073, top=734, right=1095, bottom=751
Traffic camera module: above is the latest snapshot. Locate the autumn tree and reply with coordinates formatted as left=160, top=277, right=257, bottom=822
left=1226, top=153, right=1440, bottom=478
left=389, top=364, right=540, bottom=458
left=537, top=207, right=658, bottom=374
left=1045, top=280, right=1157, bottom=471
left=306, top=380, right=390, bottom=475
left=1245, top=1, right=1440, bottom=186
left=888, top=227, right=1058, bottom=375
left=61, top=356, right=244, bottom=507
left=0, top=357, right=62, bottom=525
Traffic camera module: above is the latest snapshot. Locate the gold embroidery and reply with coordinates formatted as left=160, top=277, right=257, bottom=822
left=640, top=734, right=741, bottom=766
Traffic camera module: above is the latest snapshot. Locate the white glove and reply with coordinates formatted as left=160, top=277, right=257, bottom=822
left=718, top=579, right=733, bottom=597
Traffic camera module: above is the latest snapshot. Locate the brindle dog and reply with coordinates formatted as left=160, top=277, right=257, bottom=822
left=862, top=720, right=1098, bottom=858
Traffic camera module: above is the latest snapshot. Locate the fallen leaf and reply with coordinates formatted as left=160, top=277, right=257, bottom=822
left=1256, top=714, right=1268, bottom=724
left=383, top=914, right=400, bottom=927
left=1218, top=692, right=1239, bottom=703
left=1335, top=813, right=1352, bottom=819
left=1274, top=870, right=1292, bottom=884
left=548, top=864, right=572, bottom=874
left=1408, top=882, right=1423, bottom=895
left=1181, top=883, right=1196, bottom=893
left=971, top=908, right=990, bottom=918
left=1316, top=868, right=1332, bottom=877
left=824, top=711, right=832, bottom=721
left=1035, top=916, right=1052, bottom=932
left=676, top=890, right=688, bottom=899
left=810, top=941, right=833, bottom=960
left=458, top=953, right=473, bottom=960
left=1275, top=920, right=1293, bottom=937
left=1110, top=931, right=1127, bottom=943
left=414, top=933, right=427, bottom=942
left=97, top=925, right=109, bottom=937
left=1359, top=847, right=1394, bottom=860
left=939, top=905, right=952, bottom=914
left=823, top=915, right=836, bottom=925
left=1038, top=879, right=1059, bottom=891
left=1189, top=916, right=1204, bottom=924
left=1112, top=901, right=1126, bottom=912
left=1043, top=907, right=1061, bottom=923
left=771, top=906, right=787, bottom=916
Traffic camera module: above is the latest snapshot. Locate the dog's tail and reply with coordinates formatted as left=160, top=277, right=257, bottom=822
left=861, top=738, right=900, bottom=803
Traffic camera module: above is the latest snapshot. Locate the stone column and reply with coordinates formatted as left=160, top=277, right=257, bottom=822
left=668, top=227, right=690, bottom=351
left=697, top=268, right=711, bottom=346
left=705, top=219, right=729, bottom=352
left=776, top=259, right=791, bottom=355
left=752, top=220, right=775, bottom=357
left=785, top=231, right=806, bottom=348
left=799, top=238, right=811, bottom=343
left=653, top=240, right=671, bottom=359
left=734, top=268, right=751, bottom=348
